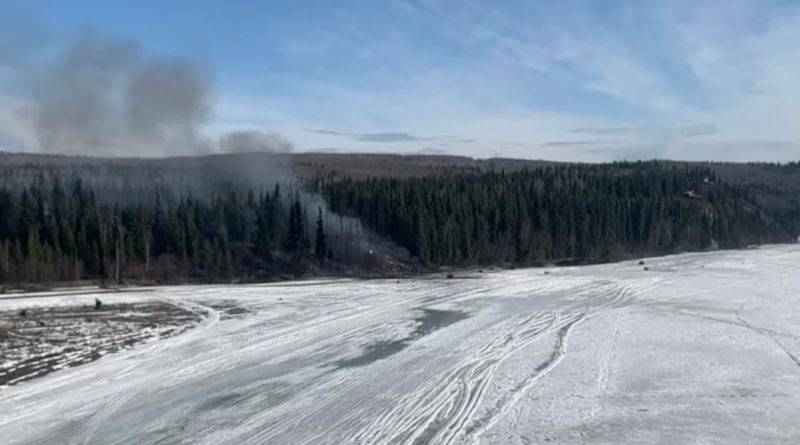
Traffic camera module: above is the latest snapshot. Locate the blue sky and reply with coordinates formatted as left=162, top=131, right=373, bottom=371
left=1, top=0, right=799, bottom=161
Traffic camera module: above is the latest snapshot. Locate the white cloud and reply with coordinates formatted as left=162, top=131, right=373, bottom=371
left=2, top=0, right=798, bottom=162
left=667, top=1, right=800, bottom=158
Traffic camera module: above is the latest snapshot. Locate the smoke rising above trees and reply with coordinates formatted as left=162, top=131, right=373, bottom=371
left=1, top=26, right=291, bottom=157
left=24, top=29, right=212, bottom=156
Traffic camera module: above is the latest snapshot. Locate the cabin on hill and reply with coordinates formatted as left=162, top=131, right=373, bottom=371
left=683, top=190, right=700, bottom=199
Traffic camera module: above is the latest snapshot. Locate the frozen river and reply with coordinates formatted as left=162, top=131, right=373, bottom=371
left=1, top=245, right=799, bottom=444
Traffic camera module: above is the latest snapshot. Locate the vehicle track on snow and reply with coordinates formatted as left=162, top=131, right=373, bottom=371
left=736, top=297, right=800, bottom=370
left=348, top=311, right=560, bottom=445
left=60, top=298, right=220, bottom=445
left=210, top=285, right=497, bottom=445
left=461, top=312, right=587, bottom=443
left=343, top=280, right=638, bottom=445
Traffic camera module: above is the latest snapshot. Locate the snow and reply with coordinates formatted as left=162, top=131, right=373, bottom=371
left=1, top=245, right=800, bottom=444
left=0, top=299, right=204, bottom=388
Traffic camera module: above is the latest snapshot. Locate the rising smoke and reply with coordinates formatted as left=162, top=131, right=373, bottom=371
left=1, top=25, right=291, bottom=158
left=28, top=30, right=212, bottom=156
left=0, top=19, right=410, bottom=268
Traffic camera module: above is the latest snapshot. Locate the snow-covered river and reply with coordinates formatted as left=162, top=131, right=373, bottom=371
left=1, top=245, right=799, bottom=444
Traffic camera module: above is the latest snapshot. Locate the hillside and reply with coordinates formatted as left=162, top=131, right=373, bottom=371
left=0, top=151, right=797, bottom=285
left=2, top=150, right=798, bottom=182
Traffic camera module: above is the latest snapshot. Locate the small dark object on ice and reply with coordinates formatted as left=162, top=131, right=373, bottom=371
left=18, top=308, right=27, bottom=317
left=543, top=271, right=551, bottom=275
left=638, top=260, right=645, bottom=266
left=643, top=267, right=650, bottom=271
left=38, top=320, right=45, bottom=326
left=95, top=298, right=103, bottom=309
left=478, top=269, right=484, bottom=273
left=446, top=273, right=454, bottom=279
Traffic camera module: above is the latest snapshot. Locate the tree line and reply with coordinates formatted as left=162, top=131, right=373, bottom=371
left=0, top=178, right=332, bottom=284
left=314, top=162, right=797, bottom=266
left=0, top=161, right=797, bottom=284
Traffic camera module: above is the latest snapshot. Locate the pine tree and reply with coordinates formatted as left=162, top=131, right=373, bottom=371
left=315, top=207, right=327, bottom=265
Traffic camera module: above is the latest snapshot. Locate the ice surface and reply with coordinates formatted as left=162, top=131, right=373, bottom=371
left=1, top=246, right=799, bottom=444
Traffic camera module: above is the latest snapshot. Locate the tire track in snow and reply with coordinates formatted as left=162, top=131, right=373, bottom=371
left=352, top=281, right=636, bottom=445
left=68, top=390, right=137, bottom=445
left=206, top=284, right=497, bottom=445
left=349, top=312, right=559, bottom=445
left=462, top=312, right=588, bottom=443
left=587, top=305, right=628, bottom=421
left=227, top=285, right=493, bottom=360
left=421, top=313, right=563, bottom=445
left=64, top=298, right=220, bottom=445
left=736, top=299, right=800, bottom=370
left=6, top=246, right=800, bottom=445
left=637, top=255, right=800, bottom=371
left=453, top=280, right=639, bottom=443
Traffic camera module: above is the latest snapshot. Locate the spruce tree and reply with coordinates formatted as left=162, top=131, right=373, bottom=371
left=315, top=207, right=327, bottom=265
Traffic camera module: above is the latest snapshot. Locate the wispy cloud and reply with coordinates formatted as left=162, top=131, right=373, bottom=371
left=271, top=0, right=799, bottom=161
left=2, top=0, right=798, bottom=161
left=306, top=129, right=432, bottom=143
left=571, top=124, right=717, bottom=139
left=540, top=139, right=628, bottom=148
left=306, top=129, right=477, bottom=144
left=415, top=146, right=449, bottom=155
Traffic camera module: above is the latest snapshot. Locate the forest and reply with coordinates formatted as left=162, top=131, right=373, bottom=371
left=0, top=157, right=797, bottom=285
left=315, top=162, right=796, bottom=266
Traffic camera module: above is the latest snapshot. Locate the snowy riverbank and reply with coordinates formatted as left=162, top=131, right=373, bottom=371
left=1, top=245, right=799, bottom=444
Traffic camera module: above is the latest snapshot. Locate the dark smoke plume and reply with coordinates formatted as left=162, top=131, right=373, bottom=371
left=0, top=20, right=302, bottom=158
left=29, top=30, right=212, bottom=156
